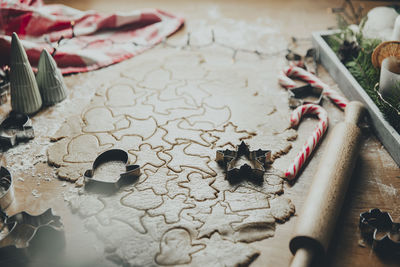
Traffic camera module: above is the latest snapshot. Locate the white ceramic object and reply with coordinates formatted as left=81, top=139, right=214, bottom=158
left=391, top=15, right=400, bottom=41
left=379, top=56, right=400, bottom=100
left=362, top=7, right=398, bottom=41
left=36, top=49, right=67, bottom=105
left=10, top=32, right=42, bottom=115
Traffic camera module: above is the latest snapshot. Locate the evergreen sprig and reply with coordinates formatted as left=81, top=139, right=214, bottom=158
left=325, top=29, right=400, bottom=132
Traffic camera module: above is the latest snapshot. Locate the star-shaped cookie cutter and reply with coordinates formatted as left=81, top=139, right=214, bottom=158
left=359, top=208, right=400, bottom=255
left=216, top=141, right=271, bottom=184
left=288, top=84, right=324, bottom=109
left=0, top=166, right=14, bottom=210
left=0, top=112, right=34, bottom=151
left=0, top=209, right=65, bottom=260
left=84, top=149, right=141, bottom=193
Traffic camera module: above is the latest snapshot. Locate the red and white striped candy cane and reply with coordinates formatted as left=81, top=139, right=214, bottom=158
left=285, top=104, right=328, bottom=180
left=280, top=65, right=349, bottom=109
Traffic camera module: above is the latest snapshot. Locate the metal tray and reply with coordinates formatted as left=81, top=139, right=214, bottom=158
left=312, top=30, right=400, bottom=167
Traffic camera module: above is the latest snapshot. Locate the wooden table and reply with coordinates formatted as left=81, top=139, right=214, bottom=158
left=2, top=1, right=399, bottom=266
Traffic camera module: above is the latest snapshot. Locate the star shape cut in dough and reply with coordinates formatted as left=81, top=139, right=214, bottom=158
left=193, top=202, right=246, bottom=238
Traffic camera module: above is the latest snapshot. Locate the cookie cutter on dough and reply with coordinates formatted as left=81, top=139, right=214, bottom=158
left=0, top=208, right=65, bottom=260
left=84, top=149, right=141, bottom=193
left=288, top=84, right=324, bottom=109
left=0, top=111, right=34, bottom=150
left=0, top=166, right=14, bottom=210
left=359, top=208, right=400, bottom=255
left=216, top=141, right=271, bottom=184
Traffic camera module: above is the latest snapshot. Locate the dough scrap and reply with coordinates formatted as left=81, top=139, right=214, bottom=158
left=270, top=197, right=296, bottom=222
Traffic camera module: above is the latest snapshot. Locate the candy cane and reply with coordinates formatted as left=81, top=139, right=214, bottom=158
left=280, top=65, right=349, bottom=109
left=285, top=104, right=328, bottom=180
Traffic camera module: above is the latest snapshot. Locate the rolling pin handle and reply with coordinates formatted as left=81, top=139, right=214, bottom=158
left=290, top=247, right=314, bottom=267
left=344, top=101, right=365, bottom=124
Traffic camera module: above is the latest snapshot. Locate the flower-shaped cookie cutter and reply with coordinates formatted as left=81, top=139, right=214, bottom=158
left=0, top=111, right=34, bottom=150
left=359, top=208, right=400, bottom=255
left=84, top=149, right=140, bottom=193
left=0, top=166, right=14, bottom=210
left=288, top=84, right=324, bottom=109
left=216, top=141, right=271, bottom=184
left=0, top=209, right=65, bottom=260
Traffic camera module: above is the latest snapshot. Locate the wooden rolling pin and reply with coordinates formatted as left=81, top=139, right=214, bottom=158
left=289, top=101, right=365, bottom=267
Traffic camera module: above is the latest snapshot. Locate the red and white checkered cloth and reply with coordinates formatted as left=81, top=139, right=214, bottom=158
left=0, top=0, right=184, bottom=74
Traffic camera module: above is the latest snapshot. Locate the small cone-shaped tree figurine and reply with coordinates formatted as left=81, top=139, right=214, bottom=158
left=10, top=32, right=42, bottom=115
left=36, top=49, right=67, bottom=105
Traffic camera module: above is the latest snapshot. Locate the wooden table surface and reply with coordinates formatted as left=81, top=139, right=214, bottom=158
left=2, top=0, right=400, bottom=266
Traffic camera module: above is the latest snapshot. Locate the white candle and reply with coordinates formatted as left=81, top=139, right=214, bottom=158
left=379, top=56, right=400, bottom=100
left=391, top=15, right=400, bottom=41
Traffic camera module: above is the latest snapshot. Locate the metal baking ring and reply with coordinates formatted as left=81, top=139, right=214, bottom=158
left=84, top=149, right=141, bottom=193
left=0, top=166, right=14, bottom=210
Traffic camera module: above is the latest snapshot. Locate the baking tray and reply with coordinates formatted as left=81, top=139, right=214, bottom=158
left=312, top=30, right=400, bottom=167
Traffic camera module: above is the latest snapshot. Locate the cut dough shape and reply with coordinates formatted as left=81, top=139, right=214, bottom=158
left=64, top=134, right=110, bottom=163
left=136, top=166, right=178, bottom=195
left=179, top=172, right=218, bottom=201
left=193, top=202, right=246, bottom=238
left=270, top=197, right=296, bottom=222
left=148, top=194, right=195, bottom=224
left=113, top=116, right=157, bottom=141
left=164, top=142, right=216, bottom=177
left=189, top=233, right=260, bottom=267
left=105, top=84, right=138, bottom=106
left=129, top=143, right=166, bottom=168
left=224, top=186, right=270, bottom=212
left=160, top=119, right=209, bottom=146
left=155, top=228, right=205, bottom=265
left=207, top=122, right=256, bottom=148
left=83, top=107, right=120, bottom=133
left=121, top=188, right=163, bottom=210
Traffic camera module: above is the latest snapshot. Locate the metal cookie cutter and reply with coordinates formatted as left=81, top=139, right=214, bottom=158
left=216, top=141, right=271, bottom=185
left=286, top=48, right=318, bottom=75
left=359, top=208, right=400, bottom=255
left=0, top=67, right=9, bottom=105
left=0, top=209, right=65, bottom=260
left=0, top=166, right=14, bottom=210
left=288, top=84, right=324, bottom=109
left=0, top=82, right=9, bottom=105
left=0, top=112, right=34, bottom=150
left=84, top=149, right=141, bottom=193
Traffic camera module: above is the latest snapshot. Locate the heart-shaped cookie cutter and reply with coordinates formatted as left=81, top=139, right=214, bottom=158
left=360, top=208, right=400, bottom=255
left=216, top=141, right=271, bottom=184
left=0, top=112, right=34, bottom=150
left=84, top=149, right=140, bottom=193
left=0, top=166, right=14, bottom=210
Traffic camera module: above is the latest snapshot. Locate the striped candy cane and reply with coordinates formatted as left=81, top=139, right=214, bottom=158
left=280, top=65, right=349, bottom=109
left=285, top=104, right=329, bottom=180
